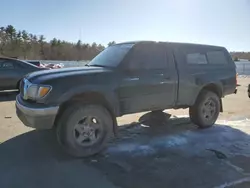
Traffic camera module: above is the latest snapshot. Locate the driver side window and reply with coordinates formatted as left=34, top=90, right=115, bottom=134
left=127, top=43, right=167, bottom=70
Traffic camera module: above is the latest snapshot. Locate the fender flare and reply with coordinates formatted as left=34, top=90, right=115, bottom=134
left=56, top=85, right=120, bottom=136
left=57, top=85, right=121, bottom=116
left=192, top=82, right=223, bottom=105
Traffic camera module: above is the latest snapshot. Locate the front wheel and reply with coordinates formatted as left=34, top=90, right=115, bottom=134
left=56, top=104, right=113, bottom=157
left=189, top=90, right=220, bottom=128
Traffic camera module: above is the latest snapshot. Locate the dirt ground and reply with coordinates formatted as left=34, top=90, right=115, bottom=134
left=1, top=78, right=250, bottom=188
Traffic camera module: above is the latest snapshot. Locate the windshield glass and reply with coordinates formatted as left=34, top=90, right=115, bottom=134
left=88, top=44, right=134, bottom=68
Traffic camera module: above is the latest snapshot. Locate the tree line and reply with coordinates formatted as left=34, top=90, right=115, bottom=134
left=0, top=25, right=116, bottom=61
left=0, top=25, right=249, bottom=61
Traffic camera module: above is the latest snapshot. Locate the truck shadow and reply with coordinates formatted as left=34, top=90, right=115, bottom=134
left=0, top=90, right=18, bottom=102
left=1, top=117, right=250, bottom=188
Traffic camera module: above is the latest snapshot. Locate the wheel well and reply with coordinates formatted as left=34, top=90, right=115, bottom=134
left=202, top=84, right=222, bottom=98
left=55, top=92, right=118, bottom=134
left=59, top=92, right=114, bottom=116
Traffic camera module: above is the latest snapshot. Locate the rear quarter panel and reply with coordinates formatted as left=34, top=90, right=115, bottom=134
left=173, top=45, right=236, bottom=106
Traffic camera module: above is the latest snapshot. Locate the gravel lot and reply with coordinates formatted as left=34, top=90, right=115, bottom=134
left=0, top=78, right=250, bottom=188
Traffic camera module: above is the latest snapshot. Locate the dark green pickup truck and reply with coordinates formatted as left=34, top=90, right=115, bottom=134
left=16, top=41, right=237, bottom=157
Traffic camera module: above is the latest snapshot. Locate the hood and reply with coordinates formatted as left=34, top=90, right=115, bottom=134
left=26, top=66, right=111, bottom=83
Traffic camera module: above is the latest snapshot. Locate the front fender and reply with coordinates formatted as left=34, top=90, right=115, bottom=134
left=56, top=85, right=120, bottom=116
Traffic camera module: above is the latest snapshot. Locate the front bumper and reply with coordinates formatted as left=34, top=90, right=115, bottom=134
left=16, top=94, right=59, bottom=129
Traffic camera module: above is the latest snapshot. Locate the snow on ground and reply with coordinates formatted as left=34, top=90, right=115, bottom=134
left=107, top=116, right=250, bottom=157
left=238, top=75, right=250, bottom=78
left=90, top=117, right=250, bottom=188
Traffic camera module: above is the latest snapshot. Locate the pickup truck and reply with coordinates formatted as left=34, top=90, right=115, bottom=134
left=15, top=41, right=237, bottom=157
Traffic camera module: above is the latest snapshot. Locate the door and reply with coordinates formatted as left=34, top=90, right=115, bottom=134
left=0, top=59, right=29, bottom=90
left=118, top=43, right=177, bottom=114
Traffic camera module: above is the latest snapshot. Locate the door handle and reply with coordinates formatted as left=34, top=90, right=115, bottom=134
left=123, top=77, right=139, bottom=81
left=158, top=73, right=170, bottom=80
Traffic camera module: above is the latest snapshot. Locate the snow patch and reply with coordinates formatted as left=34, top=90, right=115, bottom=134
left=108, top=116, right=250, bottom=156
left=107, top=134, right=188, bottom=155
left=238, top=75, right=250, bottom=78
left=107, top=143, right=155, bottom=155
left=217, top=119, right=250, bottom=128
left=151, top=135, right=188, bottom=147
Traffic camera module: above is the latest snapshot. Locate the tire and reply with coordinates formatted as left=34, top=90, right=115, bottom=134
left=189, top=90, right=220, bottom=128
left=56, top=103, right=113, bottom=157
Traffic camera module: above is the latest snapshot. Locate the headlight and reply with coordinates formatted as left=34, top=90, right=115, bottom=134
left=26, top=84, right=52, bottom=100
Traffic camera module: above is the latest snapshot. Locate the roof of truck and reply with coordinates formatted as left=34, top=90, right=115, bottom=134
left=115, top=41, right=225, bottom=49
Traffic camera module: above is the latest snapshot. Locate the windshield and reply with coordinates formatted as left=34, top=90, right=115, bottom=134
left=88, top=44, right=134, bottom=68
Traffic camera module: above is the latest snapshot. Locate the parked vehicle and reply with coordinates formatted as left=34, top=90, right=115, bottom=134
left=45, top=63, right=64, bottom=69
left=53, top=63, right=64, bottom=69
left=0, top=57, right=48, bottom=91
left=27, top=60, right=64, bottom=69
left=15, top=41, right=237, bottom=157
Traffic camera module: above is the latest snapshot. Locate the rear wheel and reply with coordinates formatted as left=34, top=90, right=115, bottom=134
left=56, top=103, right=113, bottom=157
left=189, top=90, right=220, bottom=128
